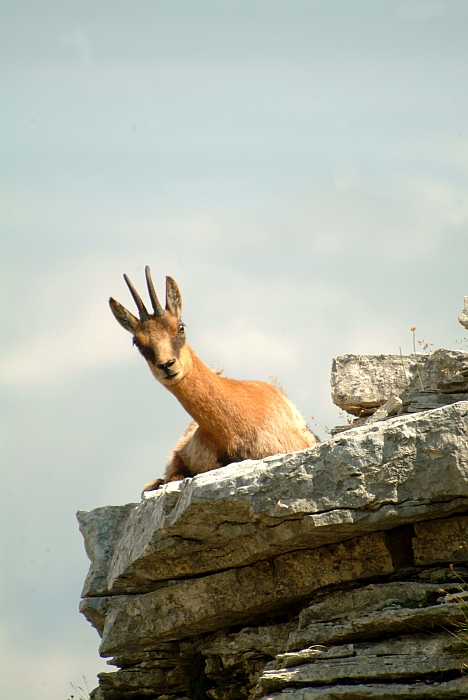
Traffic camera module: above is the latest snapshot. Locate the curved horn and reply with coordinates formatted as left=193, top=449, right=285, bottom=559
left=123, top=273, right=150, bottom=319
left=145, top=266, right=165, bottom=317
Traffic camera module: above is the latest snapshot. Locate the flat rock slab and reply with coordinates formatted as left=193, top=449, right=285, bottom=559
left=202, top=622, right=294, bottom=659
left=412, top=514, right=468, bottom=566
left=258, top=634, right=460, bottom=692
left=286, top=580, right=464, bottom=650
left=459, top=296, right=468, bottom=330
left=331, top=354, right=415, bottom=415
left=96, top=531, right=396, bottom=656
left=77, top=504, right=137, bottom=597
left=260, top=677, right=468, bottom=699
left=97, top=663, right=186, bottom=696
left=331, top=351, right=468, bottom=416
left=79, top=402, right=468, bottom=596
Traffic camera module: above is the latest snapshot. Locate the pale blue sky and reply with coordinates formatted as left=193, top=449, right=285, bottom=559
left=1, top=1, right=467, bottom=698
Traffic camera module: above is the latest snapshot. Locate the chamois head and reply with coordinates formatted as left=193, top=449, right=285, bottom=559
left=109, top=267, right=190, bottom=386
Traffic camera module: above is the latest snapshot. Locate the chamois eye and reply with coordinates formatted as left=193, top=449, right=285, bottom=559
left=178, top=323, right=185, bottom=334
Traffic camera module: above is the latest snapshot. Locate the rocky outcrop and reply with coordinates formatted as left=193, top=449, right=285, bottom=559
left=79, top=314, right=468, bottom=699
left=330, top=349, right=468, bottom=432
left=331, top=353, right=413, bottom=416
left=459, top=297, right=468, bottom=330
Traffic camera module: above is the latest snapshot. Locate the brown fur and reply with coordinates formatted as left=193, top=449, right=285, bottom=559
left=109, top=268, right=319, bottom=494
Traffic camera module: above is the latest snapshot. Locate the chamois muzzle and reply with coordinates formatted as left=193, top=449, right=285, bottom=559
left=157, top=359, right=176, bottom=375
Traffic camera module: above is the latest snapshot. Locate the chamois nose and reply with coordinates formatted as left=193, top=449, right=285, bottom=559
left=157, top=359, right=176, bottom=372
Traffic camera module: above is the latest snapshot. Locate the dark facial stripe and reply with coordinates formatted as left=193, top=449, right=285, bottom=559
left=133, top=338, right=156, bottom=364
left=170, top=332, right=186, bottom=357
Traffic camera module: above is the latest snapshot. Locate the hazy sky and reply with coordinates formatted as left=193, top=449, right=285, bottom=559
left=1, top=1, right=467, bottom=698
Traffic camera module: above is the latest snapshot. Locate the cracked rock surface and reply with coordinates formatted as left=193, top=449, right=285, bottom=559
left=80, top=360, right=468, bottom=700
left=79, top=401, right=468, bottom=598
left=459, top=297, right=468, bottom=330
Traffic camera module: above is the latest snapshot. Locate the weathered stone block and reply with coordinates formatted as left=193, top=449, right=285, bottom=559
left=259, top=676, right=468, bottom=699
left=98, top=531, right=395, bottom=656
left=286, top=581, right=464, bottom=650
left=331, top=354, right=413, bottom=415
left=202, top=623, right=294, bottom=661
left=258, top=634, right=461, bottom=692
left=98, top=662, right=186, bottom=695
left=78, top=402, right=468, bottom=596
left=331, top=350, right=468, bottom=417
left=412, top=514, right=468, bottom=566
left=459, top=296, right=468, bottom=330
left=77, top=503, right=137, bottom=597
left=78, top=352, right=468, bottom=700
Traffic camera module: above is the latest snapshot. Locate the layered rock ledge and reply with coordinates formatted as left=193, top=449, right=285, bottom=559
left=79, top=392, right=468, bottom=699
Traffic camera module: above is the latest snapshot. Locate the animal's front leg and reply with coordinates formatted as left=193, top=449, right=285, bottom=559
left=140, top=453, right=191, bottom=497
left=141, top=477, right=165, bottom=496
left=164, top=451, right=193, bottom=482
left=140, top=424, right=197, bottom=497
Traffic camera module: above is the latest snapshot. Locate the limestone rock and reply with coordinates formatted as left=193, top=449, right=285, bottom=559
left=97, top=661, right=186, bottom=698
left=202, top=624, right=294, bottom=661
left=78, top=354, right=468, bottom=700
left=201, top=624, right=294, bottom=700
left=403, top=349, right=468, bottom=395
left=77, top=503, right=137, bottom=597
left=98, top=531, right=396, bottom=656
left=79, top=595, right=125, bottom=637
left=331, top=354, right=413, bottom=415
left=365, top=395, right=403, bottom=424
left=412, top=514, right=468, bottom=566
left=331, top=350, right=468, bottom=419
left=459, top=296, right=468, bottom=330
left=259, top=677, right=468, bottom=699
left=258, top=633, right=461, bottom=693
left=275, top=644, right=354, bottom=668
left=286, top=580, right=464, bottom=650
left=77, top=402, right=468, bottom=596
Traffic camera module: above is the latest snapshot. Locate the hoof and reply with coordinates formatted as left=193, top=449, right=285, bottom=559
left=141, top=478, right=165, bottom=498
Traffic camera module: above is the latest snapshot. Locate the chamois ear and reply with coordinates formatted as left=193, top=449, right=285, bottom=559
left=109, top=298, right=139, bottom=333
left=165, top=276, right=182, bottom=319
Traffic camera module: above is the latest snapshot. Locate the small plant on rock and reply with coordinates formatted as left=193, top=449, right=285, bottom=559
left=442, top=565, right=468, bottom=673
left=67, top=676, right=90, bottom=700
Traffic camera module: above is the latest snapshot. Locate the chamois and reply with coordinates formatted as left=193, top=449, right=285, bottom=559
left=109, top=267, right=319, bottom=494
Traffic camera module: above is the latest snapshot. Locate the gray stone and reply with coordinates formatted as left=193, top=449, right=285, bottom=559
left=286, top=581, right=464, bottom=650
left=330, top=354, right=413, bottom=416
left=80, top=349, right=468, bottom=700
left=107, top=642, right=180, bottom=666
left=77, top=503, right=137, bottom=597
left=97, top=662, right=187, bottom=697
left=259, top=677, right=468, bottom=699
left=78, top=402, right=468, bottom=596
left=393, top=349, right=468, bottom=415
left=365, top=395, right=403, bottom=424
left=403, top=349, right=468, bottom=394
left=98, top=531, right=396, bottom=656
left=275, top=645, right=354, bottom=668
left=297, top=581, right=440, bottom=625
left=412, top=514, right=468, bottom=566
left=459, top=296, right=468, bottom=330
left=202, top=623, right=294, bottom=660
left=405, top=390, right=468, bottom=412
left=200, top=623, right=296, bottom=700
left=79, top=595, right=128, bottom=637
left=331, top=350, right=468, bottom=418
left=258, top=633, right=461, bottom=693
